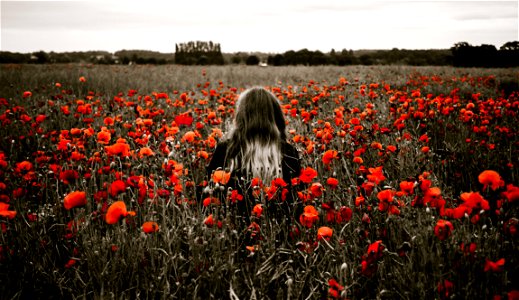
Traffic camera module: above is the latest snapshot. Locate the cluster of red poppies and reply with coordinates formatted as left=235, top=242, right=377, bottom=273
left=0, top=70, right=517, bottom=298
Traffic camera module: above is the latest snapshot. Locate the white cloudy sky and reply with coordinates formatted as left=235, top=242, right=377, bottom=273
left=1, top=0, right=518, bottom=53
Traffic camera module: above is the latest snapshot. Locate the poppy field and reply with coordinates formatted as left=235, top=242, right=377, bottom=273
left=0, top=64, right=518, bottom=299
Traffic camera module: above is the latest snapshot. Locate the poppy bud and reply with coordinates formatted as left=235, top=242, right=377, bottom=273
left=340, top=262, right=348, bottom=271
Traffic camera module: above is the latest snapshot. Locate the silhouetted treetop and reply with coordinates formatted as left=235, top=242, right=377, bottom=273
left=175, top=41, right=224, bottom=65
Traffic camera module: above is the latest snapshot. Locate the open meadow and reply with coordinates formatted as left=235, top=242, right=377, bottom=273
left=0, top=64, right=518, bottom=299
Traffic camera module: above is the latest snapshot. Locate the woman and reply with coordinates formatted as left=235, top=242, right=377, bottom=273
left=206, top=87, right=301, bottom=230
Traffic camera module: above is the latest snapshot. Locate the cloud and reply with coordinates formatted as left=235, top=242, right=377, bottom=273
left=1, top=0, right=517, bottom=53
left=448, top=1, right=518, bottom=21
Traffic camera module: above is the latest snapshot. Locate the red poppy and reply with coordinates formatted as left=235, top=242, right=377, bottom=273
left=355, top=195, right=366, bottom=207
left=350, top=117, right=360, bottom=125
left=299, top=167, right=318, bottom=184
left=142, top=221, right=159, bottom=233
left=361, top=240, right=384, bottom=276
left=138, top=147, right=155, bottom=158
left=175, top=113, right=193, bottom=126
left=105, top=142, right=130, bottom=157
left=419, top=133, right=430, bottom=143
left=61, top=105, right=70, bottom=115
left=15, top=161, right=33, bottom=173
left=503, top=218, right=518, bottom=236
left=63, top=191, right=87, bottom=210
left=478, top=170, right=504, bottom=191
left=204, top=214, right=214, bottom=227
left=97, top=130, right=111, bottom=144
left=59, top=169, right=79, bottom=184
left=434, top=219, right=454, bottom=240
left=65, top=259, right=77, bottom=268
left=229, top=190, right=243, bottom=203
left=322, top=150, right=338, bottom=165
left=326, top=177, right=339, bottom=189
left=245, top=245, right=257, bottom=254
left=271, top=177, right=287, bottom=188
left=105, top=201, right=134, bottom=224
left=266, top=180, right=288, bottom=201
left=444, top=205, right=472, bottom=219
left=109, top=180, right=126, bottom=198
left=367, top=166, right=385, bottom=184
left=317, top=226, right=333, bottom=241
left=212, top=170, right=231, bottom=185
left=503, top=184, right=519, bottom=203
left=399, top=181, right=415, bottom=195
left=484, top=258, right=505, bottom=272
left=35, top=114, right=46, bottom=123
left=353, top=156, right=364, bottom=164
left=197, top=151, right=209, bottom=159
left=103, top=117, right=114, bottom=126
left=68, top=128, right=81, bottom=136
left=70, top=151, right=85, bottom=161
left=437, top=279, right=454, bottom=300
left=334, top=206, right=352, bottom=224
left=181, top=131, right=197, bottom=143
left=460, top=242, right=477, bottom=257
left=420, top=178, right=432, bottom=193
left=247, top=221, right=261, bottom=238
left=251, top=177, right=263, bottom=188
left=424, top=187, right=445, bottom=209
left=252, top=204, right=263, bottom=218
left=377, top=189, right=394, bottom=203
left=0, top=202, right=16, bottom=219
left=507, top=291, right=519, bottom=300
left=299, top=205, right=319, bottom=228
left=310, top=182, right=324, bottom=198
left=386, top=145, right=397, bottom=153
left=202, top=196, right=220, bottom=207
left=371, top=141, right=382, bottom=150
left=366, top=240, right=384, bottom=262
left=328, top=278, right=344, bottom=299
left=460, top=192, right=490, bottom=211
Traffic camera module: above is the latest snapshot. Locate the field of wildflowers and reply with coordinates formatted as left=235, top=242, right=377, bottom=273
left=0, top=64, right=518, bottom=299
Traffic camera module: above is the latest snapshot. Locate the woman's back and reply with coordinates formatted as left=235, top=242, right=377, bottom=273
left=204, top=87, right=301, bottom=228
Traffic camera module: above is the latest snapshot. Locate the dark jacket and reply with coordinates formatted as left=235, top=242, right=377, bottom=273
left=205, top=139, right=301, bottom=228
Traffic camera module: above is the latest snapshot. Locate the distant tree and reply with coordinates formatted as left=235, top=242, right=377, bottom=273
left=53, top=53, right=72, bottom=63
left=477, top=44, right=498, bottom=67
left=283, top=51, right=296, bottom=65
left=328, top=49, right=338, bottom=65
left=497, top=41, right=519, bottom=67
left=245, top=55, right=260, bottom=65
left=175, top=41, right=224, bottom=65
left=197, top=55, right=209, bottom=65
left=121, top=56, right=130, bottom=65
left=231, top=55, right=242, bottom=64
left=451, top=42, right=473, bottom=67
left=359, top=54, right=373, bottom=65
left=336, top=49, right=356, bottom=65
left=500, top=41, right=519, bottom=51
left=0, top=52, right=30, bottom=64
left=267, top=54, right=284, bottom=66
left=450, top=42, right=515, bottom=67
left=32, top=51, right=49, bottom=64
left=309, top=50, right=328, bottom=65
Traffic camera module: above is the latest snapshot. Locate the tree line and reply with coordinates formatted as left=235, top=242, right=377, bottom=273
left=1, top=41, right=517, bottom=67
left=451, top=41, right=519, bottom=68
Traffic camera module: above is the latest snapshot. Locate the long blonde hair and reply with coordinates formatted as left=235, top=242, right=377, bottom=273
left=225, top=87, right=287, bottom=183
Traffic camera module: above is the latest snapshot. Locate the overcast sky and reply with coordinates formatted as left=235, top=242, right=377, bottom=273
left=1, top=0, right=518, bottom=53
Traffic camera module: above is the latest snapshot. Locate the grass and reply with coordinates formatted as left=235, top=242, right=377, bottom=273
left=0, top=64, right=518, bottom=299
